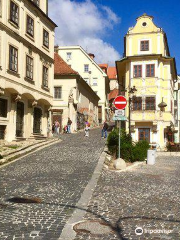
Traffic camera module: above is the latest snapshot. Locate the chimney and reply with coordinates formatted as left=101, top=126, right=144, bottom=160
left=89, top=53, right=95, bottom=60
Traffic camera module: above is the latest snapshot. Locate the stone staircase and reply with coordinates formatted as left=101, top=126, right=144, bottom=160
left=29, top=133, right=47, bottom=140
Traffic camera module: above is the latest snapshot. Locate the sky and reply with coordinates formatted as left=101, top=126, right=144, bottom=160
left=49, top=0, right=180, bottom=72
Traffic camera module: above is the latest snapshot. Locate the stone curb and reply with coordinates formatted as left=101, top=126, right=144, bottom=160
left=157, top=152, right=180, bottom=156
left=0, top=140, right=46, bottom=158
left=0, top=138, right=60, bottom=167
left=106, top=160, right=146, bottom=173
left=58, top=149, right=106, bottom=240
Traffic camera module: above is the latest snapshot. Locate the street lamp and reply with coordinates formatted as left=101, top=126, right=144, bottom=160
left=128, top=86, right=137, bottom=136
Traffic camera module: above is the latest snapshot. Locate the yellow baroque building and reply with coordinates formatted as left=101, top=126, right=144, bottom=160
left=116, top=14, right=177, bottom=150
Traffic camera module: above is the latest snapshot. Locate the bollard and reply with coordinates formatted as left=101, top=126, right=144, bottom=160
left=147, top=149, right=156, bottom=165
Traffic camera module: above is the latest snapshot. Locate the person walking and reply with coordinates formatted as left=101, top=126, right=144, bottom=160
left=84, top=121, right=90, bottom=137
left=55, top=120, right=60, bottom=136
left=102, top=120, right=108, bottom=138
left=67, top=118, right=72, bottom=133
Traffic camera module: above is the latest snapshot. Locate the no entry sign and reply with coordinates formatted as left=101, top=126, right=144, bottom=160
left=113, top=95, right=127, bottom=110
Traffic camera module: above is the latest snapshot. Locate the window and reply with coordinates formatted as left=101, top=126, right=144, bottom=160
left=33, top=0, right=39, bottom=6
left=140, top=40, right=149, bottom=51
left=133, top=65, right=142, bottom=78
left=67, top=52, right=72, bottom=60
left=54, top=87, right=62, bottom=99
left=0, top=99, right=8, bottom=118
left=132, top=97, right=142, bottom=110
left=26, top=15, right=34, bottom=37
left=84, top=78, right=89, bottom=84
left=145, top=97, right=156, bottom=110
left=146, top=64, right=155, bottom=77
left=93, top=78, right=98, bottom=86
left=42, top=66, right=48, bottom=88
left=26, top=56, right=33, bottom=80
left=84, top=64, right=89, bottom=72
left=10, top=1, right=19, bottom=26
left=43, top=29, right=49, bottom=48
left=9, top=45, right=18, bottom=72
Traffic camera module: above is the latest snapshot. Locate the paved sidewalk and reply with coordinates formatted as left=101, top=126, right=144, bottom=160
left=0, top=129, right=105, bottom=240
left=74, top=156, right=180, bottom=240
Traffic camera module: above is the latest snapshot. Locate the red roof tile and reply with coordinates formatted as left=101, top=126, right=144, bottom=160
left=54, top=53, right=78, bottom=75
left=107, top=67, right=117, bottom=80
left=108, top=88, right=119, bottom=100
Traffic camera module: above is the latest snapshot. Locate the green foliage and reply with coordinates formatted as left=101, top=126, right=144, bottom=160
left=132, top=140, right=150, bottom=162
left=107, top=128, right=150, bottom=162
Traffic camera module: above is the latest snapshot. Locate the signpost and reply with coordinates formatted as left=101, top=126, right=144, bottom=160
left=113, top=96, right=127, bottom=159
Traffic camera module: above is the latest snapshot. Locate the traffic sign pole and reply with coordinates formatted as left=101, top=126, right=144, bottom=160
left=119, top=120, right=121, bottom=158
left=113, top=96, right=127, bottom=159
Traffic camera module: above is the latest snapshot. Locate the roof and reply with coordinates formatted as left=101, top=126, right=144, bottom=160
left=56, top=46, right=107, bottom=76
left=99, top=64, right=108, bottom=69
left=108, top=88, right=119, bottom=101
left=107, top=67, right=117, bottom=80
left=54, top=53, right=79, bottom=76
left=27, top=0, right=57, bottom=27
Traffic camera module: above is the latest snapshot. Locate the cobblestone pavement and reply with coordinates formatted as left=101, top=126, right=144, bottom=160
left=74, top=156, right=180, bottom=240
left=0, top=129, right=105, bottom=240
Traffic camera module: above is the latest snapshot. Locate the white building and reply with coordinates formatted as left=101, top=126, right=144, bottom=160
left=52, top=53, right=99, bottom=132
left=0, top=0, right=57, bottom=141
left=55, top=46, right=110, bottom=123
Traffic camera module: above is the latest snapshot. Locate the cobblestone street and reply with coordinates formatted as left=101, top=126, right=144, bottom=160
left=74, top=156, right=180, bottom=240
left=0, top=129, right=105, bottom=240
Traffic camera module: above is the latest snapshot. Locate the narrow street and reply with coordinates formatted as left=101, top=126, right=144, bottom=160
left=0, top=129, right=105, bottom=240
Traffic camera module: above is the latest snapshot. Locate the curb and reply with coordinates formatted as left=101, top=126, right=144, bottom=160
left=105, top=160, right=146, bottom=173
left=0, top=139, right=60, bottom=167
left=157, top=152, right=180, bottom=156
left=58, top=150, right=106, bottom=240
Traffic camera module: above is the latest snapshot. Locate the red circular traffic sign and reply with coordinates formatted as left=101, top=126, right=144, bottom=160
left=113, top=95, right=127, bottom=110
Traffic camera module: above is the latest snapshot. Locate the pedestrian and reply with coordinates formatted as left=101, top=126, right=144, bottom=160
left=67, top=118, right=72, bottom=133
left=52, top=122, right=55, bottom=134
left=84, top=121, right=90, bottom=137
left=102, top=120, right=108, bottom=138
left=55, top=120, right=60, bottom=136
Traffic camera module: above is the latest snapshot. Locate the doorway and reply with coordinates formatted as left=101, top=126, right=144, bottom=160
left=138, top=128, right=150, bottom=142
left=33, top=107, right=42, bottom=134
left=16, top=102, right=24, bottom=137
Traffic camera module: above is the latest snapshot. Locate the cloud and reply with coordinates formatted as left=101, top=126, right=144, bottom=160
left=49, top=0, right=121, bottom=66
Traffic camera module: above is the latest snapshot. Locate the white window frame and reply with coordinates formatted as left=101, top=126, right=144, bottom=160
left=67, top=52, right=72, bottom=60
left=92, top=78, right=98, bottom=86
left=84, top=64, right=89, bottom=73
left=138, top=38, right=152, bottom=55
left=54, top=86, right=62, bottom=99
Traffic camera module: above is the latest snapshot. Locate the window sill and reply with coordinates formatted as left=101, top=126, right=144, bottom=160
left=41, top=85, right=50, bottom=92
left=42, top=45, right=49, bottom=52
left=54, top=98, right=63, bottom=101
left=25, top=33, right=35, bottom=42
left=7, top=69, right=20, bottom=78
left=24, top=77, right=35, bottom=84
left=8, top=19, right=19, bottom=29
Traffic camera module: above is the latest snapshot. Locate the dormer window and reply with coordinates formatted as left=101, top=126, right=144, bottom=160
left=140, top=40, right=149, bottom=51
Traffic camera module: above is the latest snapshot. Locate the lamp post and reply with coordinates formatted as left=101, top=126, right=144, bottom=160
left=128, top=86, right=137, bottom=136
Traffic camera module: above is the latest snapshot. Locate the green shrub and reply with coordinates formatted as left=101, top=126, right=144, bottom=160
left=132, top=140, right=150, bottom=162
left=107, top=128, right=150, bottom=162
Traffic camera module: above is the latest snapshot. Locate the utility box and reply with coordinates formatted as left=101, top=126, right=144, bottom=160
left=147, top=150, right=156, bottom=165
